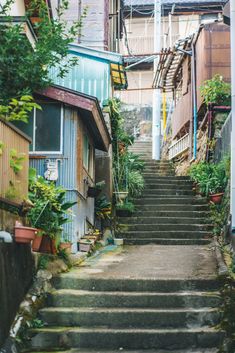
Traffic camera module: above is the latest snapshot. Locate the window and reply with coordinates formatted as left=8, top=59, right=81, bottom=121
left=83, top=133, right=93, bottom=174
left=13, top=102, right=63, bottom=154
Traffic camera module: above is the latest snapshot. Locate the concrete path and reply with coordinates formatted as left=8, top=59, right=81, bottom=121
left=64, top=244, right=218, bottom=280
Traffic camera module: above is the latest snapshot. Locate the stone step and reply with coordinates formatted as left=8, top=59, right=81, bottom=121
left=136, top=205, right=209, bottom=211
left=26, top=349, right=220, bottom=353
left=132, top=211, right=210, bottom=217
left=144, top=184, right=193, bottom=190
left=119, top=224, right=212, bottom=232
left=120, top=230, right=211, bottom=238
left=134, top=197, right=207, bottom=205
left=141, top=190, right=195, bottom=196
left=29, top=327, right=224, bottom=350
left=144, top=176, right=191, bottom=181
left=143, top=173, right=175, bottom=177
left=118, top=217, right=211, bottom=224
left=123, top=238, right=212, bottom=246
left=52, top=277, right=221, bottom=292
left=39, top=307, right=220, bottom=329
left=48, top=290, right=220, bottom=309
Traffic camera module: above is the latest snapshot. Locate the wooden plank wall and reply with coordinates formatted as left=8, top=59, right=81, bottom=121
left=0, top=120, right=29, bottom=204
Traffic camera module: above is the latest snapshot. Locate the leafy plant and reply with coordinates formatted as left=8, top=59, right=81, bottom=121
left=0, top=0, right=87, bottom=104
left=27, top=168, right=77, bottom=239
left=200, top=74, right=231, bottom=107
left=189, top=159, right=228, bottom=196
left=128, top=170, right=145, bottom=198
left=0, top=96, right=41, bottom=122
left=10, top=148, right=25, bottom=174
left=0, top=141, right=4, bottom=156
left=116, top=201, right=135, bottom=213
left=95, top=195, right=111, bottom=219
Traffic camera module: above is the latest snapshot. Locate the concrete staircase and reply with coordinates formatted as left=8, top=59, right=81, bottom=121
left=119, top=142, right=212, bottom=246
left=27, top=141, right=223, bottom=353
left=29, top=277, right=223, bottom=352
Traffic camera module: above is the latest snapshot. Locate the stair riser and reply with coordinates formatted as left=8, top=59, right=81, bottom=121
left=144, top=184, right=193, bottom=190
left=118, top=217, right=210, bottom=224
left=141, top=191, right=195, bottom=196
left=29, top=331, right=224, bottom=350
left=52, top=278, right=221, bottom=292
left=124, top=239, right=211, bottom=246
left=119, top=225, right=212, bottom=232
left=136, top=205, right=209, bottom=211
left=40, top=310, right=220, bottom=329
left=134, top=199, right=207, bottom=205
left=132, top=211, right=210, bottom=217
left=47, top=293, right=220, bottom=309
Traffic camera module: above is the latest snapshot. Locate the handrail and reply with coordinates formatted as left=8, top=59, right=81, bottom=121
left=168, top=133, right=190, bottom=160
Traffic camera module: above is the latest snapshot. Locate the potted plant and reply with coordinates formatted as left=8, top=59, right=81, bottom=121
left=116, top=201, right=135, bottom=217
left=27, top=169, right=76, bottom=253
left=59, top=236, right=72, bottom=254
left=14, top=221, right=38, bottom=244
left=87, top=181, right=105, bottom=198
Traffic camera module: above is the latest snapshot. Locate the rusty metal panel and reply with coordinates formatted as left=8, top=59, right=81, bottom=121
left=172, top=85, right=192, bottom=138
left=196, top=22, right=231, bottom=110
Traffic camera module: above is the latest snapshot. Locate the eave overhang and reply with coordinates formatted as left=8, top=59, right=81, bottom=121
left=36, top=85, right=112, bottom=152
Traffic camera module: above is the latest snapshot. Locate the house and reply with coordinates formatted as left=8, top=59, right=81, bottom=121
left=154, top=21, right=230, bottom=160
left=118, top=0, right=227, bottom=137
left=50, top=0, right=123, bottom=52
left=13, top=85, right=111, bottom=251
left=50, top=43, right=127, bottom=207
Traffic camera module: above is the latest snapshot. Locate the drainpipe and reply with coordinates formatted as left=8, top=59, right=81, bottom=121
left=231, top=1, right=235, bottom=242
left=192, top=42, right=198, bottom=160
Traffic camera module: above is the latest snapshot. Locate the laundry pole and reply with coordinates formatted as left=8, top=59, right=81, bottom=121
left=152, top=0, right=161, bottom=160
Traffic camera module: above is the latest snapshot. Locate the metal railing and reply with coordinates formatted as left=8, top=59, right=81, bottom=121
left=168, top=133, right=190, bottom=160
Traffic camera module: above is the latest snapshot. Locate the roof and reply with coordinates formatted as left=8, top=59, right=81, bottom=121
left=37, top=85, right=111, bottom=152
left=69, top=44, right=128, bottom=90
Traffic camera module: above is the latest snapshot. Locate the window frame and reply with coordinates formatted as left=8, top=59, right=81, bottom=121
left=29, top=104, right=64, bottom=155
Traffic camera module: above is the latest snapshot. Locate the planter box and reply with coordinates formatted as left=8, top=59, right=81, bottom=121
left=78, top=241, right=93, bottom=252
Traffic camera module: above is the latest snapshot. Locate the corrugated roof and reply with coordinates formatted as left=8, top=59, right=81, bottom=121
left=124, top=0, right=226, bottom=6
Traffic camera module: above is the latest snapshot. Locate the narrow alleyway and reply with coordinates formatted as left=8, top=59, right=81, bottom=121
left=29, top=141, right=224, bottom=352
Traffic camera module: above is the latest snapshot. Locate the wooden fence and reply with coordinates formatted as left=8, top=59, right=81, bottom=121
left=0, top=119, right=30, bottom=204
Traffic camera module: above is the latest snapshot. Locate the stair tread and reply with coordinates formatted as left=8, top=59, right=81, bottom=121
left=31, top=327, right=222, bottom=333
left=52, top=289, right=220, bottom=296
left=41, top=307, right=219, bottom=313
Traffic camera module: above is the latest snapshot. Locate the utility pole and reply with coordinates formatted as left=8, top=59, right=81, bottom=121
left=231, top=0, right=235, bottom=243
left=152, top=0, right=161, bottom=160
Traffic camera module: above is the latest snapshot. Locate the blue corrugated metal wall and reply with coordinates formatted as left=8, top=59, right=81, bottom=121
left=30, top=107, right=78, bottom=243
left=50, top=54, right=110, bottom=104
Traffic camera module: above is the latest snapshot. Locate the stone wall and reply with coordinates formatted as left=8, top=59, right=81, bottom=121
left=214, top=113, right=231, bottom=163
left=121, top=105, right=152, bottom=138
left=0, top=209, right=34, bottom=348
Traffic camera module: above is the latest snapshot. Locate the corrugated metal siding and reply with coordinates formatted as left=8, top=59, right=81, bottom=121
left=50, top=54, right=110, bottom=104
left=29, top=107, right=78, bottom=243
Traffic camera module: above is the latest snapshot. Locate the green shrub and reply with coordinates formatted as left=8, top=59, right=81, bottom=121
left=189, top=159, right=228, bottom=196
left=200, top=74, right=231, bottom=107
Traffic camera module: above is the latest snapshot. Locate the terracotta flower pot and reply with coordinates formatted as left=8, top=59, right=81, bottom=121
left=39, top=235, right=57, bottom=254
left=59, top=242, right=72, bottom=254
left=14, top=226, right=38, bottom=244
left=32, top=234, right=43, bottom=252
left=210, top=192, right=224, bottom=204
